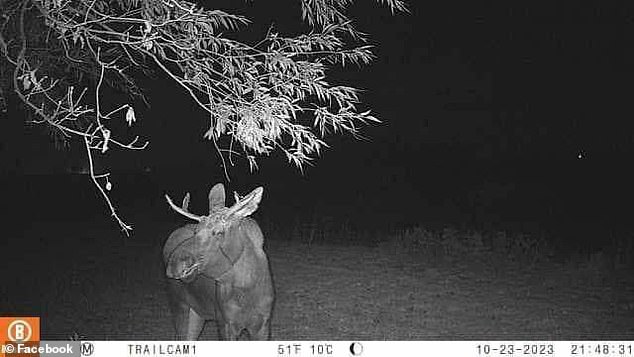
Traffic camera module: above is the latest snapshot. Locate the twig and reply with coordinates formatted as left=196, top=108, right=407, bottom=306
left=84, top=136, right=132, bottom=235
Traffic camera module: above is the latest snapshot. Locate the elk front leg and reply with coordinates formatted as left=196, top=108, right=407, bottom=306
left=184, top=308, right=205, bottom=340
left=249, top=315, right=271, bottom=340
left=219, top=321, right=243, bottom=341
left=170, top=303, right=204, bottom=340
left=167, top=281, right=205, bottom=340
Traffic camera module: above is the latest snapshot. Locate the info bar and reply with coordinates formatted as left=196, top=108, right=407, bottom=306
left=57, top=341, right=634, bottom=357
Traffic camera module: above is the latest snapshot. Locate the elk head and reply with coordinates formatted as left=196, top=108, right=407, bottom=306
left=164, top=183, right=264, bottom=281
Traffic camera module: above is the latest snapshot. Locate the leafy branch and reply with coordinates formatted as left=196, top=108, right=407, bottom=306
left=0, top=0, right=407, bottom=233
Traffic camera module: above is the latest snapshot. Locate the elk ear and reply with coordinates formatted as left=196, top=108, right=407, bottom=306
left=226, top=186, right=263, bottom=220
left=209, top=183, right=226, bottom=213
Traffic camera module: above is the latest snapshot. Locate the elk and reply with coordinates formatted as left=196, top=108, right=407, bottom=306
left=163, top=183, right=274, bottom=340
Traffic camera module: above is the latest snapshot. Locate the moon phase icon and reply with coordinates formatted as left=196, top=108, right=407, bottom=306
left=349, top=342, right=363, bottom=356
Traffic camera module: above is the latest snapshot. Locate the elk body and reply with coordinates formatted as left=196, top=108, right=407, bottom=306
left=163, top=183, right=274, bottom=340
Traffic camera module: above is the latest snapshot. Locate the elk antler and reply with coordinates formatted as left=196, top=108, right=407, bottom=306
left=166, top=194, right=203, bottom=222
left=226, top=187, right=263, bottom=220
left=182, top=192, right=191, bottom=211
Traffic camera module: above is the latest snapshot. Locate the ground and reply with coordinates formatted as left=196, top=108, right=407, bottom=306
left=2, top=218, right=633, bottom=340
